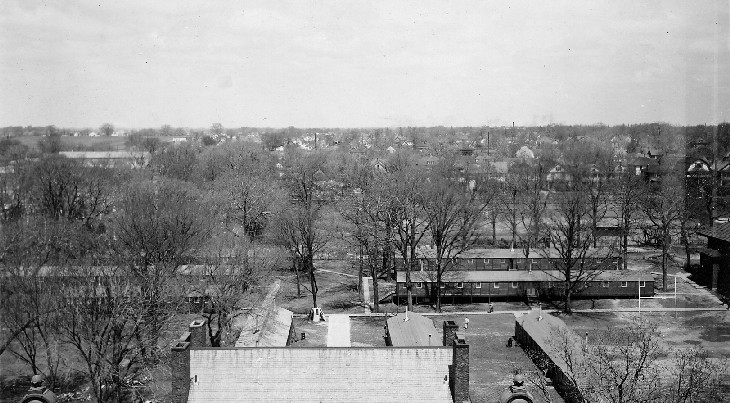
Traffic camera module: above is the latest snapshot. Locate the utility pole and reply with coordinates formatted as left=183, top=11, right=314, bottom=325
left=487, top=131, right=490, bottom=156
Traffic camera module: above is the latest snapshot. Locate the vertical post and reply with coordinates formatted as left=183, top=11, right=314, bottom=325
left=638, top=281, right=641, bottom=315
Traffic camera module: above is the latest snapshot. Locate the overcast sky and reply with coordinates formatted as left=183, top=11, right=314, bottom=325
left=1, top=0, right=728, bottom=128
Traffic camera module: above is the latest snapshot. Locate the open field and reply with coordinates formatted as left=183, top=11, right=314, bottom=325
left=561, top=310, right=730, bottom=357
left=13, top=135, right=131, bottom=152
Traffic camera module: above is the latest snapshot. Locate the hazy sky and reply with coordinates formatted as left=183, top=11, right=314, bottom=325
left=1, top=0, right=728, bottom=128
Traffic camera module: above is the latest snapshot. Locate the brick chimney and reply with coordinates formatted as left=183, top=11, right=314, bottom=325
left=443, top=320, right=458, bottom=346
left=170, top=319, right=207, bottom=403
left=449, top=333, right=470, bottom=403
left=189, top=319, right=207, bottom=347
left=170, top=336, right=191, bottom=403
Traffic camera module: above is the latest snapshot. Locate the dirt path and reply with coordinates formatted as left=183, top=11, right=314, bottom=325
left=326, top=314, right=351, bottom=347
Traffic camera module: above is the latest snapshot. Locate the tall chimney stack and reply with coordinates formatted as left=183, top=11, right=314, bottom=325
left=450, top=333, right=470, bottom=402
left=170, top=319, right=208, bottom=403
left=170, top=336, right=191, bottom=403
left=443, top=320, right=459, bottom=346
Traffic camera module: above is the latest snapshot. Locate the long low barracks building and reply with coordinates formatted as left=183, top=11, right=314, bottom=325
left=394, top=248, right=654, bottom=303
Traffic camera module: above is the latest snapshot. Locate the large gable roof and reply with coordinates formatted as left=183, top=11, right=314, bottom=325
left=187, top=347, right=453, bottom=402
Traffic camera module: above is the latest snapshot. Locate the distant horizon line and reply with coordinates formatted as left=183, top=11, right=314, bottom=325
left=2, top=121, right=728, bottom=131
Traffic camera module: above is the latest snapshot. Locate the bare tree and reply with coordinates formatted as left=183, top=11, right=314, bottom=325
left=547, top=319, right=663, bottom=403
left=641, top=173, right=685, bottom=290
left=340, top=174, right=396, bottom=313
left=421, top=159, right=490, bottom=312
left=543, top=188, right=612, bottom=314
left=612, top=171, right=644, bottom=270
left=189, top=238, right=276, bottom=346
left=112, top=178, right=212, bottom=358
left=100, top=123, right=115, bottom=137
left=586, top=171, right=610, bottom=248
left=56, top=265, right=151, bottom=403
left=214, top=171, right=284, bottom=241
left=667, top=347, right=729, bottom=403
left=0, top=218, right=68, bottom=384
left=386, top=151, right=430, bottom=311
left=27, top=156, right=116, bottom=225
left=152, top=142, right=199, bottom=182
left=277, top=150, right=330, bottom=312
left=515, top=161, right=550, bottom=265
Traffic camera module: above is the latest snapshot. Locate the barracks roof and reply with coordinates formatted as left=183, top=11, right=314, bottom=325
left=187, top=347, right=453, bottom=402
left=397, top=270, right=653, bottom=283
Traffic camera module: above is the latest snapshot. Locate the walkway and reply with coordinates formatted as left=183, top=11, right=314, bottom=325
left=326, top=314, right=351, bottom=347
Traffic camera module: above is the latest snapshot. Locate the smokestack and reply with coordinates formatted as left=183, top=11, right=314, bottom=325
left=450, top=333, right=470, bottom=403
left=443, top=320, right=458, bottom=346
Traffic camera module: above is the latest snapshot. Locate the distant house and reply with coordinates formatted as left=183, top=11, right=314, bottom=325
left=642, top=147, right=663, bottom=160
left=417, top=155, right=440, bottom=169
left=546, top=164, right=572, bottom=190
left=625, top=155, right=658, bottom=178
left=386, top=146, right=396, bottom=154
left=370, top=158, right=387, bottom=172
left=59, top=151, right=151, bottom=168
left=170, top=319, right=472, bottom=402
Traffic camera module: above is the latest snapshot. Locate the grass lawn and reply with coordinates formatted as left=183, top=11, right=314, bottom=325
left=561, top=310, right=730, bottom=357
left=277, top=269, right=363, bottom=315
left=350, top=317, right=388, bottom=347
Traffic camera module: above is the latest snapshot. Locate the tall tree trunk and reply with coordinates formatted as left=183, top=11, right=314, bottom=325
left=372, top=265, right=379, bottom=313
left=564, top=287, right=572, bottom=315
left=436, top=268, right=443, bottom=313
left=305, top=255, right=318, bottom=309
left=406, top=224, right=416, bottom=312
left=681, top=226, right=691, bottom=268
left=294, top=260, right=302, bottom=298
left=662, top=240, right=669, bottom=291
